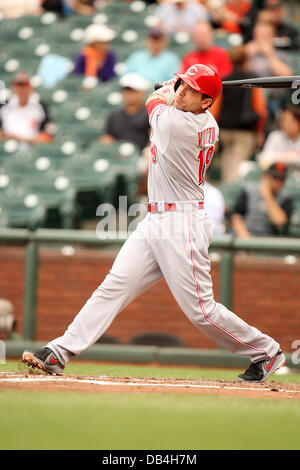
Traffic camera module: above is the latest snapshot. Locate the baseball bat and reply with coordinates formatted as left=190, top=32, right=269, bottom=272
left=154, top=75, right=300, bottom=90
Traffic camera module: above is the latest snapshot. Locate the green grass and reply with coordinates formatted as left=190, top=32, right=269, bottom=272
left=1, top=361, right=300, bottom=450
left=0, top=390, right=299, bottom=450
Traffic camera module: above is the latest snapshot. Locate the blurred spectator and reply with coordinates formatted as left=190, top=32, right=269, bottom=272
left=203, top=180, right=226, bottom=236
left=257, top=105, right=300, bottom=169
left=0, top=0, right=41, bottom=18
left=232, top=162, right=293, bottom=237
left=211, top=0, right=252, bottom=34
left=0, top=299, right=21, bottom=341
left=213, top=45, right=268, bottom=183
left=100, top=73, right=151, bottom=151
left=245, top=20, right=293, bottom=120
left=155, top=0, right=210, bottom=34
left=73, top=24, right=117, bottom=82
left=0, top=71, right=55, bottom=145
left=264, top=0, right=300, bottom=50
left=180, top=22, right=233, bottom=77
left=41, top=0, right=64, bottom=16
left=242, top=0, right=300, bottom=50
left=240, top=0, right=263, bottom=42
left=123, top=27, right=180, bottom=84
left=245, top=21, right=293, bottom=77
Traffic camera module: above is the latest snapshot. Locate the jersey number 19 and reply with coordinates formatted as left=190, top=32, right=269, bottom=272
left=197, top=145, right=214, bottom=185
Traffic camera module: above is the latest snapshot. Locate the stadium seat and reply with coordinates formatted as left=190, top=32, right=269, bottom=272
left=3, top=149, right=56, bottom=179
left=57, top=149, right=117, bottom=223
left=0, top=187, right=46, bottom=229
left=0, top=140, right=21, bottom=163
left=27, top=142, right=79, bottom=169
left=24, top=175, right=76, bottom=229
left=219, top=183, right=243, bottom=215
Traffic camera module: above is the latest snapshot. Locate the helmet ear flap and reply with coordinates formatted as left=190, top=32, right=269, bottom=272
left=174, top=78, right=181, bottom=92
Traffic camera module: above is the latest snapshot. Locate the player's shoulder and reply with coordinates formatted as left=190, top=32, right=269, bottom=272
left=196, top=110, right=219, bottom=133
left=205, top=109, right=218, bottom=126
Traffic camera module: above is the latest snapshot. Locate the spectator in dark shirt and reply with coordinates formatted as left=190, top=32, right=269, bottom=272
left=41, top=0, right=64, bottom=17
left=0, top=71, right=55, bottom=145
left=100, top=73, right=151, bottom=151
left=262, top=0, right=300, bottom=50
left=232, top=162, right=293, bottom=237
left=241, top=0, right=300, bottom=50
left=73, top=24, right=117, bottom=83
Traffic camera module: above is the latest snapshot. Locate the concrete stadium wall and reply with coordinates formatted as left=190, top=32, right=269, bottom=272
left=0, top=246, right=299, bottom=352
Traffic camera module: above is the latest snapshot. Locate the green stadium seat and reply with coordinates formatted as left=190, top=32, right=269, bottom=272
left=57, top=149, right=117, bottom=222
left=26, top=142, right=79, bottom=169
left=23, top=174, right=76, bottom=229
left=3, top=149, right=56, bottom=180
left=102, top=0, right=129, bottom=15
left=219, top=183, right=242, bottom=215
left=65, top=14, right=93, bottom=30
left=57, top=74, right=86, bottom=93
left=0, top=140, right=21, bottom=163
left=87, top=141, right=143, bottom=206
left=0, top=187, right=46, bottom=229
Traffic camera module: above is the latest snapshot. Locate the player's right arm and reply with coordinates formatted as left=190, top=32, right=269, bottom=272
left=145, top=82, right=175, bottom=118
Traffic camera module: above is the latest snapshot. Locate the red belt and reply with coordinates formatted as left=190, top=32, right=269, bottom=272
left=148, top=202, right=204, bottom=213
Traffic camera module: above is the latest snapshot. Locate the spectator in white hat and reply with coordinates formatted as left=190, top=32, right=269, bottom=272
left=100, top=73, right=151, bottom=151
left=73, top=24, right=118, bottom=82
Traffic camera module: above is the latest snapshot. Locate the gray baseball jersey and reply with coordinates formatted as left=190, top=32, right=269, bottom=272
left=148, top=105, right=218, bottom=202
left=47, top=97, right=280, bottom=368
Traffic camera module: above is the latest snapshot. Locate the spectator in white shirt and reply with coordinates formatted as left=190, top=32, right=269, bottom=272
left=155, top=0, right=210, bottom=34
left=257, top=105, right=300, bottom=169
left=0, top=71, right=55, bottom=145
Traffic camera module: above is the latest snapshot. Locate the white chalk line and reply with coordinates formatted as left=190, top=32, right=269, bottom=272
left=0, top=374, right=299, bottom=394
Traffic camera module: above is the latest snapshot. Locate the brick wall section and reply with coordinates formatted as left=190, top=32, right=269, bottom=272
left=0, top=246, right=299, bottom=352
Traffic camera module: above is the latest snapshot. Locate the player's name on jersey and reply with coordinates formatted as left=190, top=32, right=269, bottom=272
left=198, top=127, right=216, bottom=146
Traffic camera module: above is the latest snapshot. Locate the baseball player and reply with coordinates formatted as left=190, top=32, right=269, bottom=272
left=22, top=64, right=285, bottom=383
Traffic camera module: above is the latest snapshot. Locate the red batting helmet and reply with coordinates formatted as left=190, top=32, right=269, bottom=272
left=174, top=64, right=223, bottom=102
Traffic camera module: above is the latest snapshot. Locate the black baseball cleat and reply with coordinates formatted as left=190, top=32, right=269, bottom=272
left=22, top=347, right=64, bottom=375
left=237, top=350, right=285, bottom=383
